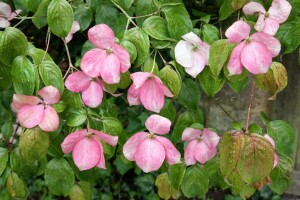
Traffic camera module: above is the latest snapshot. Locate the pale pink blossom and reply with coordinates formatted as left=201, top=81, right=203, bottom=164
left=225, top=20, right=281, bottom=75
left=61, top=129, right=118, bottom=171
left=264, top=134, right=279, bottom=168
left=243, top=0, right=291, bottom=36
left=127, top=72, right=173, bottom=113
left=123, top=115, right=180, bottom=173
left=12, top=86, right=60, bottom=132
left=65, top=71, right=105, bottom=108
left=80, top=24, right=130, bottom=84
left=182, top=128, right=220, bottom=165
left=175, top=32, right=210, bottom=78
left=65, top=21, right=80, bottom=43
left=0, top=2, right=21, bottom=28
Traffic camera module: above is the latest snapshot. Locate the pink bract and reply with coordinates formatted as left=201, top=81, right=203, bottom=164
left=12, top=86, right=60, bottom=132
left=225, top=20, right=281, bottom=75
left=80, top=24, right=130, bottom=84
left=61, top=129, right=118, bottom=171
left=175, top=32, right=210, bottom=78
left=264, top=134, right=279, bottom=168
left=0, top=2, right=21, bottom=28
left=65, top=71, right=105, bottom=108
left=243, top=0, right=292, bottom=35
left=65, top=21, right=80, bottom=43
left=127, top=72, right=173, bottom=113
left=182, top=128, right=220, bottom=165
left=123, top=115, right=180, bottom=173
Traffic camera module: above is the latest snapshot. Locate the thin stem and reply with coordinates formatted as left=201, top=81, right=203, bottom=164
left=150, top=50, right=157, bottom=73
left=157, top=50, right=167, bottom=65
left=124, top=18, right=130, bottom=34
left=8, top=123, right=19, bottom=150
left=42, top=29, right=51, bottom=63
left=63, top=38, right=75, bottom=79
left=245, top=82, right=256, bottom=133
left=13, top=17, right=26, bottom=27
left=213, top=98, right=237, bottom=122
left=219, top=21, right=223, bottom=39
left=0, top=15, right=36, bottom=19
left=110, top=0, right=138, bottom=27
left=131, top=11, right=158, bottom=19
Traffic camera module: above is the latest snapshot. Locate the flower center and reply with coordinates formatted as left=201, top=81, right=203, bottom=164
left=86, top=133, right=93, bottom=139
left=106, top=48, right=113, bottom=54
left=264, top=12, right=270, bottom=18
left=192, top=46, right=198, bottom=52
left=148, top=133, right=155, bottom=139
left=197, top=137, right=202, bottom=142
left=245, top=36, right=252, bottom=43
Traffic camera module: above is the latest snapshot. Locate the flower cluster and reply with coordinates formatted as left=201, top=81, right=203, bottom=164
left=0, top=2, right=21, bottom=28
left=61, top=129, right=118, bottom=171
left=182, top=128, right=220, bottom=165
left=12, top=86, right=60, bottom=132
left=123, top=115, right=180, bottom=173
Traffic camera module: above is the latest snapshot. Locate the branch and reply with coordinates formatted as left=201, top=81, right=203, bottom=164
left=245, top=82, right=256, bottom=133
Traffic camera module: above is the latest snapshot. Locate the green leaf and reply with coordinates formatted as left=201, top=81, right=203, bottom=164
left=141, top=57, right=159, bottom=75
left=28, top=43, right=54, bottom=65
left=6, top=172, right=27, bottom=198
left=21, top=0, right=43, bottom=12
left=142, top=16, right=170, bottom=40
left=172, top=111, right=197, bottom=144
left=266, top=120, right=296, bottom=156
left=209, top=39, right=235, bottom=76
left=47, top=0, right=74, bottom=37
left=39, top=60, right=64, bottom=94
left=161, top=4, right=193, bottom=40
left=0, top=27, right=28, bottom=65
left=102, top=117, right=123, bottom=136
left=203, top=158, right=229, bottom=189
left=11, top=56, right=35, bottom=95
left=181, top=165, right=209, bottom=198
left=66, top=107, right=87, bottom=127
left=236, top=133, right=274, bottom=184
left=19, top=128, right=50, bottom=162
left=45, top=158, right=75, bottom=196
left=74, top=5, right=93, bottom=31
left=269, top=167, right=292, bottom=195
left=32, top=0, right=51, bottom=29
left=61, top=90, right=83, bottom=108
left=95, top=4, right=118, bottom=28
left=1, top=122, right=13, bottom=141
left=159, top=65, right=182, bottom=98
left=202, top=24, right=219, bottom=45
left=48, top=134, right=64, bottom=158
left=227, top=76, right=248, bottom=93
left=219, top=132, right=274, bottom=185
left=160, top=99, right=176, bottom=123
left=219, top=0, right=233, bottom=20
left=199, top=67, right=225, bottom=96
left=256, top=62, right=288, bottom=100
left=120, top=40, right=137, bottom=64
left=178, top=78, right=200, bottom=109
left=155, top=173, right=174, bottom=200
left=124, top=27, right=150, bottom=67
left=70, top=182, right=92, bottom=200
left=0, top=148, right=8, bottom=177
left=0, top=62, right=12, bottom=91
left=168, top=162, right=186, bottom=190
left=115, top=0, right=134, bottom=10
left=276, top=17, right=300, bottom=54
left=134, top=0, right=158, bottom=26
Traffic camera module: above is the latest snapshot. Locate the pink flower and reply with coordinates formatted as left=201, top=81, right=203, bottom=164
left=80, top=24, right=130, bottom=84
left=175, top=32, right=210, bottom=78
left=123, top=115, right=181, bottom=173
left=0, top=2, right=21, bottom=28
left=65, top=21, right=80, bottom=43
left=12, top=86, right=60, bottom=132
left=65, top=71, right=105, bottom=108
left=61, top=129, right=118, bottom=171
left=225, top=20, right=281, bottom=75
left=182, top=128, right=220, bottom=165
left=243, top=0, right=291, bottom=36
left=127, top=72, right=173, bottom=113
left=264, top=134, right=279, bottom=168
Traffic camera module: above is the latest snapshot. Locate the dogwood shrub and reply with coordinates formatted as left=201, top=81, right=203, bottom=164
left=0, top=0, right=298, bottom=199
